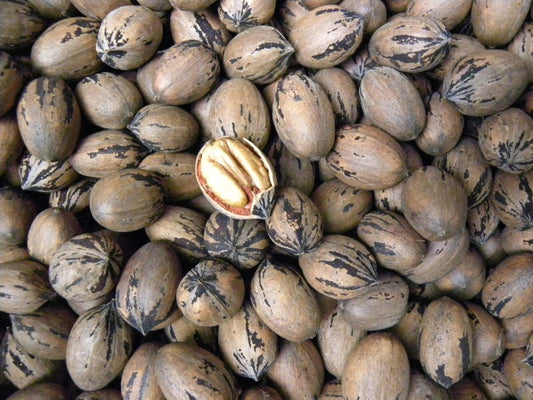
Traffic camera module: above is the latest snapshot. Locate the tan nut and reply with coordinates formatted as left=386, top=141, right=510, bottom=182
left=195, top=137, right=276, bottom=219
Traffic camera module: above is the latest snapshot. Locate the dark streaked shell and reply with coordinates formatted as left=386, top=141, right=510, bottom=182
left=357, top=210, right=426, bottom=276
left=467, top=200, right=499, bottom=246
left=368, top=16, right=451, bottom=73
left=298, top=234, right=378, bottom=300
left=503, top=348, right=533, bottom=400
left=442, top=49, right=528, bottom=117
left=31, top=17, right=102, bottom=80
left=508, top=22, right=533, bottom=82
left=339, top=0, right=387, bottom=36
left=16, top=77, right=81, bottom=161
left=490, top=169, right=533, bottom=230
left=121, top=342, right=164, bottom=400
left=155, top=343, right=238, bottom=400
left=406, top=369, right=451, bottom=400
left=289, top=5, right=364, bottom=69
left=0, top=329, right=61, bottom=389
left=326, top=124, right=408, bottom=190
left=481, top=252, right=533, bottom=319
left=48, top=232, right=123, bottom=302
left=176, top=258, right=244, bottom=327
left=96, top=5, right=163, bottom=70
left=19, top=153, right=79, bottom=193
left=0, top=260, right=54, bottom=314
left=501, top=226, right=533, bottom=254
left=116, top=241, right=182, bottom=335
left=48, top=178, right=95, bottom=213
left=218, top=0, right=276, bottom=32
left=145, top=205, right=208, bottom=265
left=0, top=0, right=46, bottom=51
left=266, top=187, right=324, bottom=257
left=10, top=302, right=76, bottom=360
left=342, top=333, right=410, bottom=400
left=204, top=211, right=269, bottom=270
left=419, top=297, right=473, bottom=388
left=90, top=168, right=164, bottom=232
left=223, top=26, right=294, bottom=85
left=359, top=66, right=426, bottom=141
left=472, top=360, right=512, bottom=400
left=218, top=300, right=278, bottom=381
left=266, top=340, right=324, bottom=400
left=389, top=300, right=427, bottom=360
left=250, top=257, right=321, bottom=342
left=164, top=315, right=218, bottom=353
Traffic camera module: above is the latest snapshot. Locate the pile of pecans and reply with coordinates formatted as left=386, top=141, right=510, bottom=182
left=1, top=0, right=533, bottom=399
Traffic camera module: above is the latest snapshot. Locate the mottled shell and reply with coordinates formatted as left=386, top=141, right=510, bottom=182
left=289, top=5, right=364, bottom=69
left=164, top=315, right=218, bottom=352
left=176, top=258, right=244, bottom=326
left=481, top=253, right=533, bottom=319
left=342, top=333, right=410, bottom=400
left=210, top=78, right=270, bottom=149
left=472, top=360, right=513, bottom=400
left=326, top=124, right=408, bottom=190
left=339, top=272, right=409, bottom=331
left=155, top=343, right=237, bottom=400
left=277, top=0, right=310, bottom=37
left=272, top=72, right=335, bottom=159
left=145, top=205, right=208, bottom=265
left=0, top=329, right=61, bottom=389
left=0, top=116, right=23, bottom=176
left=0, top=260, right=54, bottom=314
left=501, top=226, right=533, bottom=254
left=0, top=186, right=38, bottom=246
left=10, top=302, right=76, bottom=360
left=0, top=0, right=46, bottom=51
left=433, top=136, right=493, bottom=208
left=223, top=26, right=294, bottom=85
left=402, top=166, right=468, bottom=241
left=313, top=68, right=359, bottom=126
left=503, top=348, right=533, bottom=400
left=442, top=49, right=528, bottom=117
left=419, top=297, right=473, bottom=388
left=75, top=72, right=143, bottom=130
left=318, top=307, right=366, bottom=379
left=70, top=0, right=132, bottom=19
left=240, top=386, right=284, bottom=400
left=69, top=130, right=146, bottom=178
left=170, top=8, right=231, bottom=55
left=90, top=168, right=164, bottom=232
left=128, top=104, right=199, bottom=152
left=434, top=247, right=486, bottom=301
left=218, top=0, right=276, bottom=32
left=218, top=301, right=277, bottom=381
left=75, top=389, right=123, bottom=400
left=429, top=34, right=485, bottom=81
left=449, top=379, right=490, bottom=400
left=311, top=178, right=372, bottom=234
left=17, top=77, right=81, bottom=161
left=250, top=257, right=321, bottom=342
left=0, top=52, right=24, bottom=117
left=266, top=187, right=324, bottom=257
left=48, top=232, right=123, bottom=302
left=66, top=301, right=133, bottom=391
left=341, top=46, right=376, bottom=81
left=6, top=382, right=69, bottom=400
left=339, top=0, right=387, bottom=36
left=406, top=370, right=450, bottom=400
left=204, top=212, right=269, bottom=270
left=478, top=108, right=533, bottom=174
left=357, top=210, right=426, bottom=276
left=121, top=342, right=164, bottom=400
left=139, top=151, right=200, bottom=203
left=96, top=5, right=163, bottom=70
left=406, top=0, right=471, bottom=30
left=298, top=234, right=378, bottom=300
left=490, top=170, right=533, bottom=230
left=152, top=40, right=219, bottom=105
left=19, top=153, right=79, bottom=193
left=266, top=340, right=324, bottom=400
left=265, top=137, right=316, bottom=196
left=471, top=0, right=530, bottom=47
left=389, top=301, right=426, bottom=359
left=463, top=302, right=504, bottom=367
left=416, top=92, right=464, bottom=156
left=369, top=16, right=451, bottom=73
left=508, top=22, right=533, bottom=82
left=31, top=17, right=102, bottom=80
left=27, top=207, right=82, bottom=266
left=48, top=178, right=95, bottom=213
left=116, top=241, right=182, bottom=335
left=476, top=232, right=506, bottom=269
